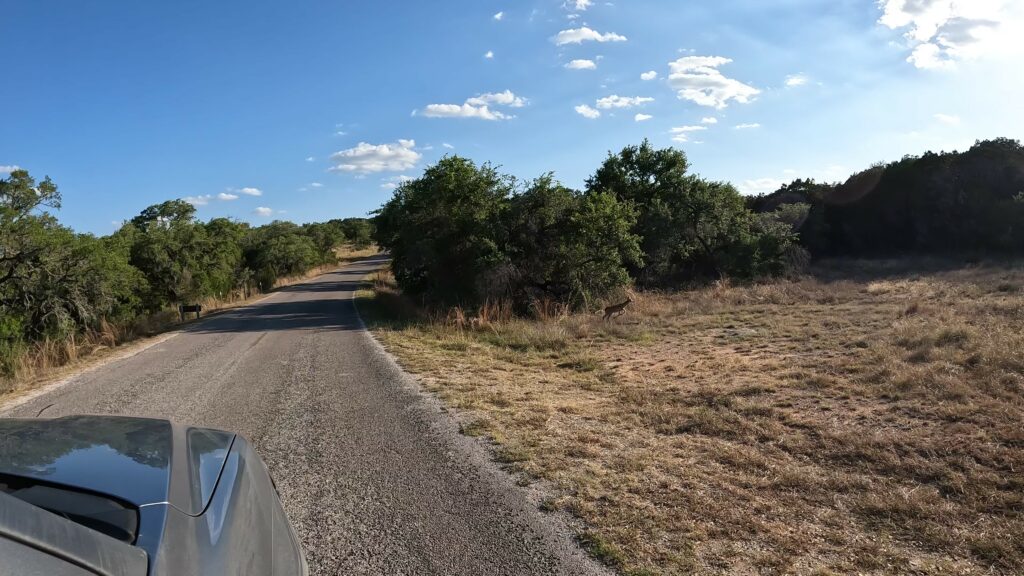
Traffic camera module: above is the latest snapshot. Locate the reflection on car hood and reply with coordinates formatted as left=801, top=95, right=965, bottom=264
left=0, top=415, right=234, bottom=512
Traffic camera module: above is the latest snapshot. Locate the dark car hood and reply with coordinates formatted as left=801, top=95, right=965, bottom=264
left=0, top=415, right=234, bottom=514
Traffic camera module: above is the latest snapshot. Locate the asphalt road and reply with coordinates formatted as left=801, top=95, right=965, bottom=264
left=1, top=256, right=607, bottom=576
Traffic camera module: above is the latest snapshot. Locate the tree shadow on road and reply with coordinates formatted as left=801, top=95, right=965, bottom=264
left=183, top=267, right=378, bottom=335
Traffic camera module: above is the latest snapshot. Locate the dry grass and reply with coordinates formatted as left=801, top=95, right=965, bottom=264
left=333, top=243, right=379, bottom=264
left=359, top=261, right=1024, bottom=575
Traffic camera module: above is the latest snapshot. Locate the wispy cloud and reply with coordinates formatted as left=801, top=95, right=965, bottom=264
left=669, top=125, right=707, bottom=143
left=485, top=50, right=494, bottom=59
left=565, top=59, right=597, bottom=70
left=575, top=104, right=601, bottom=119
left=552, top=27, right=627, bottom=45
left=596, top=95, right=654, bottom=109
left=784, top=73, right=809, bottom=87
left=739, top=177, right=785, bottom=195
left=701, top=117, right=718, bottom=124
left=734, top=123, right=761, bottom=129
left=634, top=113, right=653, bottom=122
left=238, top=187, right=262, bottom=196
left=420, top=90, right=526, bottom=121
left=253, top=207, right=273, bottom=217
left=640, top=71, right=658, bottom=81
left=381, top=175, right=414, bottom=190
left=0, top=165, right=21, bottom=174
left=217, top=192, right=239, bottom=201
left=934, top=113, right=962, bottom=125
left=493, top=11, right=504, bottom=21
left=184, top=195, right=213, bottom=206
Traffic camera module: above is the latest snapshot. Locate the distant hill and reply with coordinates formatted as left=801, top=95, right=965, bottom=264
left=749, top=138, right=1024, bottom=257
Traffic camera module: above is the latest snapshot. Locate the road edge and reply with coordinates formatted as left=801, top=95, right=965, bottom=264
left=347, top=264, right=614, bottom=576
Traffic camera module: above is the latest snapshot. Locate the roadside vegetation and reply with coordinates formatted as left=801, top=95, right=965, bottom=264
left=0, top=169, right=374, bottom=388
left=362, top=138, right=1024, bottom=574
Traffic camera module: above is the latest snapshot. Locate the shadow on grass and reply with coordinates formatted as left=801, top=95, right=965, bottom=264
left=353, top=289, right=425, bottom=331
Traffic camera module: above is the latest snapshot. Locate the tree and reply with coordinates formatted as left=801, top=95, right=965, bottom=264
left=338, top=218, right=373, bottom=249
left=506, top=175, right=640, bottom=308
left=1, top=169, right=61, bottom=292
left=588, top=141, right=796, bottom=283
left=374, top=156, right=513, bottom=305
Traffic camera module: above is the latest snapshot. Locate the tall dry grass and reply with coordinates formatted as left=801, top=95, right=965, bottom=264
left=362, top=259, right=1024, bottom=575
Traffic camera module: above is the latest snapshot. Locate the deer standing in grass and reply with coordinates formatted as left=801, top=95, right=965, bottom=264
left=601, top=298, right=632, bottom=321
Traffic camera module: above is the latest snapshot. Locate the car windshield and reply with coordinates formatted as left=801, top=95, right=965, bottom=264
left=0, top=473, right=139, bottom=544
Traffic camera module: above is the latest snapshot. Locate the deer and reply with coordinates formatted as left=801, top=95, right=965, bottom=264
left=600, top=298, right=633, bottom=321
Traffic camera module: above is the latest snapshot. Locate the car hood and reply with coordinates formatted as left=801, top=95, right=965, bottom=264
left=0, top=415, right=234, bottom=514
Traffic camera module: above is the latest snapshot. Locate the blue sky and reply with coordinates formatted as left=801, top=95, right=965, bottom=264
left=2, top=0, right=1022, bottom=234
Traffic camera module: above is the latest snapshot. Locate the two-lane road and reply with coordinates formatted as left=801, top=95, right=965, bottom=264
left=1, top=256, right=606, bottom=575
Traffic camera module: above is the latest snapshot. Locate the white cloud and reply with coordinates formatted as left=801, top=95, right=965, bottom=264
left=553, top=27, right=627, bottom=45
left=734, top=123, right=761, bottom=129
left=335, top=131, right=348, bottom=136
left=701, top=117, right=718, bottom=124
left=575, top=104, right=601, bottom=119
left=467, top=90, right=526, bottom=107
left=253, top=207, right=273, bottom=217
left=634, top=113, right=653, bottom=122
left=309, top=182, right=324, bottom=188
left=238, top=187, right=262, bottom=196
left=329, top=139, right=421, bottom=173
left=640, top=70, right=658, bottom=81
left=184, top=195, right=213, bottom=206
left=0, top=165, right=19, bottom=174
left=570, top=0, right=592, bottom=10
left=305, top=156, right=315, bottom=162
left=493, top=11, right=504, bottom=21
left=217, top=192, right=239, bottom=201
left=878, top=0, right=1011, bottom=69
left=566, top=59, right=597, bottom=70
left=381, top=175, right=414, bottom=190
left=667, top=56, right=760, bottom=109
left=485, top=50, right=494, bottom=59
left=596, top=95, right=654, bottom=109
left=739, top=178, right=785, bottom=195
left=669, top=125, right=706, bottom=142
left=934, top=113, right=962, bottom=125
left=784, top=73, right=809, bottom=87
left=442, top=142, right=455, bottom=149
left=421, top=90, right=526, bottom=121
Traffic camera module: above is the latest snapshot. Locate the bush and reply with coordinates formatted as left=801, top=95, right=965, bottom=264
left=374, top=158, right=641, bottom=310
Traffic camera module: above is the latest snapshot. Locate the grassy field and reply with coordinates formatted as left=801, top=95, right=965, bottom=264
left=357, top=260, right=1024, bottom=575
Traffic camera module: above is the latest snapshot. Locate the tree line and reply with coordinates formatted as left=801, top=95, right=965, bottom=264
left=0, top=169, right=371, bottom=376
left=748, top=138, right=1024, bottom=257
left=373, top=141, right=805, bottom=311
left=374, top=138, right=1024, bottom=313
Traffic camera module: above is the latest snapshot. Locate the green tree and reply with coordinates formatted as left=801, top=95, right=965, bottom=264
left=588, top=141, right=793, bottom=283
left=374, top=156, right=513, bottom=305
left=506, top=175, right=640, bottom=308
